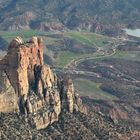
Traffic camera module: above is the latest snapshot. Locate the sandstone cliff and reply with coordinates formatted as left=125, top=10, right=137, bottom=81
left=0, top=36, right=87, bottom=129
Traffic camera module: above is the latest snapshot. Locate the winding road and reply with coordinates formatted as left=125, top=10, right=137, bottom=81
left=54, top=39, right=140, bottom=84
left=64, top=41, right=119, bottom=69
left=55, top=41, right=119, bottom=76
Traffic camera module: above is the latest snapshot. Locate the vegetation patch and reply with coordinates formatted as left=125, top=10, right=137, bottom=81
left=64, top=31, right=114, bottom=48
left=0, top=30, right=49, bottom=42
left=74, top=78, right=117, bottom=100
left=56, top=51, right=96, bottom=67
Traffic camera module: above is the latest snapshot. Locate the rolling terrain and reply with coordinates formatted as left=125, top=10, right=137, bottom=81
left=0, top=0, right=140, bottom=35
left=1, top=0, right=140, bottom=139
left=0, top=25, right=140, bottom=140
left=0, top=30, right=139, bottom=101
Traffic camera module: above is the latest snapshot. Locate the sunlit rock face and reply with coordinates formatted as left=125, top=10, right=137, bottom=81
left=0, top=36, right=87, bottom=129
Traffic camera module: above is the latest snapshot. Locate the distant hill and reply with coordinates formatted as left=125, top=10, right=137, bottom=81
left=0, top=0, right=140, bottom=35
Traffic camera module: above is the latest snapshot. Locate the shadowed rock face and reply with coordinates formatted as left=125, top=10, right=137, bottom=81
left=0, top=36, right=87, bottom=129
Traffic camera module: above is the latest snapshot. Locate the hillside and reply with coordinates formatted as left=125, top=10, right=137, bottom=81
left=0, top=36, right=140, bottom=140
left=0, top=0, right=140, bottom=35
left=1, top=1, right=140, bottom=139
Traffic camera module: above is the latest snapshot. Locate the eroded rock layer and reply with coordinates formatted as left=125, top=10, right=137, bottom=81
left=0, top=37, right=87, bottom=129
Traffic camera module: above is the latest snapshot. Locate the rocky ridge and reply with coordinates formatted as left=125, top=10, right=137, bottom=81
left=0, top=36, right=87, bottom=130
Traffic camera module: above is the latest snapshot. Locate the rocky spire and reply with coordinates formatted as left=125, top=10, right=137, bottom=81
left=0, top=37, right=87, bottom=129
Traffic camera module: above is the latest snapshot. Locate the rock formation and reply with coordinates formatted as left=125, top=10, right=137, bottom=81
left=0, top=36, right=87, bottom=129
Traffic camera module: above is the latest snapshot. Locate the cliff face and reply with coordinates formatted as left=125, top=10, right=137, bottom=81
left=0, top=37, right=87, bottom=129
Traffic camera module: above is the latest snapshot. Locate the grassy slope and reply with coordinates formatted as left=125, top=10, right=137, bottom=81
left=64, top=31, right=113, bottom=48
left=56, top=51, right=98, bottom=67
left=0, top=30, right=49, bottom=42
left=90, top=51, right=140, bottom=62
left=111, top=51, right=140, bottom=61
left=74, top=78, right=117, bottom=100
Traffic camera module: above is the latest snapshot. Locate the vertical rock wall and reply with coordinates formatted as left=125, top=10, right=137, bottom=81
left=0, top=37, right=87, bottom=129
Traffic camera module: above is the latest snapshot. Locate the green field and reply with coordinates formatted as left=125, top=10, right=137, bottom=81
left=111, top=51, right=140, bottom=61
left=0, top=29, right=62, bottom=48
left=90, top=50, right=140, bottom=62
left=74, top=78, right=117, bottom=100
left=0, top=30, right=49, bottom=42
left=64, top=31, right=114, bottom=48
left=56, top=51, right=100, bottom=67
